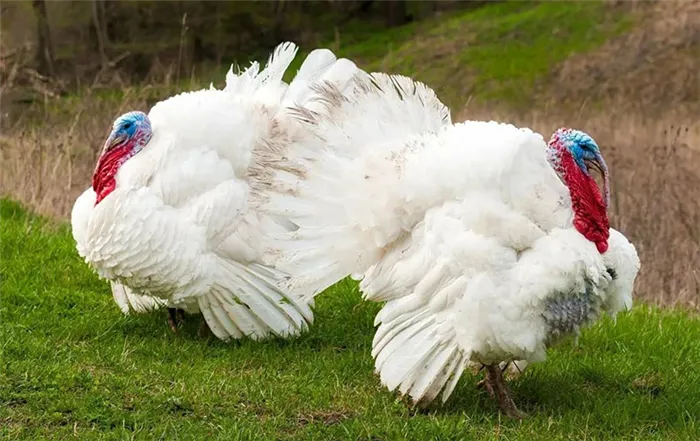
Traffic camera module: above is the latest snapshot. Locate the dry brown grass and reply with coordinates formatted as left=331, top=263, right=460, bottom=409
left=1, top=95, right=698, bottom=309
left=0, top=91, right=151, bottom=218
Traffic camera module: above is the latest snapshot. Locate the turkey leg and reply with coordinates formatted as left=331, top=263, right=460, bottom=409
left=484, top=363, right=524, bottom=419
left=475, top=362, right=510, bottom=389
left=167, top=308, right=185, bottom=333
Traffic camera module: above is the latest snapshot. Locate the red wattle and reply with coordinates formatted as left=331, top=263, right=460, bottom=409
left=92, top=144, right=132, bottom=205
left=559, top=150, right=610, bottom=254
left=596, top=240, right=608, bottom=254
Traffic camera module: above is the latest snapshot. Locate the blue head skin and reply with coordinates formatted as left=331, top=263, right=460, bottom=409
left=546, top=128, right=609, bottom=208
left=102, top=111, right=152, bottom=155
left=93, top=111, right=153, bottom=204
left=563, top=130, right=605, bottom=176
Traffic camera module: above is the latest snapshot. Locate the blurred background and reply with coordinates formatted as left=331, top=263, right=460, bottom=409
left=1, top=0, right=699, bottom=307
left=1, top=1, right=490, bottom=106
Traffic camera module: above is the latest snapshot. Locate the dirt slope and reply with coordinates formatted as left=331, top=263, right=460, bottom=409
left=544, top=1, right=700, bottom=114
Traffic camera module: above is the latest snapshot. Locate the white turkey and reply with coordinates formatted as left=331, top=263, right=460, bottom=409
left=70, top=42, right=362, bottom=341
left=253, top=72, right=641, bottom=417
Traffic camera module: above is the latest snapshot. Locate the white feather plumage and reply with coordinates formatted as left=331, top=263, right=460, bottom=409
left=71, top=42, right=362, bottom=340
left=255, top=71, right=641, bottom=404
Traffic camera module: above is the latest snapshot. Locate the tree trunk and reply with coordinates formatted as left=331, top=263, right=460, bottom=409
left=384, top=0, right=407, bottom=27
left=91, top=0, right=108, bottom=70
left=272, top=0, right=286, bottom=43
left=359, top=1, right=374, bottom=15
left=32, top=0, right=55, bottom=77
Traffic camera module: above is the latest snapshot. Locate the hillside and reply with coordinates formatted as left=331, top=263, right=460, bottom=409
left=330, top=1, right=699, bottom=112
left=335, top=1, right=634, bottom=109
left=546, top=1, right=699, bottom=114
left=1, top=2, right=700, bottom=438
left=2, top=198, right=700, bottom=440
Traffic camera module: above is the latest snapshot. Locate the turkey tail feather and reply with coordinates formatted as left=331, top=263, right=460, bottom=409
left=372, top=299, right=467, bottom=405
left=198, top=258, right=313, bottom=341
left=254, top=72, right=450, bottom=300
left=111, top=282, right=167, bottom=314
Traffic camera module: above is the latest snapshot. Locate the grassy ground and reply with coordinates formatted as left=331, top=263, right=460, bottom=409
left=2, top=1, right=700, bottom=439
left=2, top=201, right=700, bottom=441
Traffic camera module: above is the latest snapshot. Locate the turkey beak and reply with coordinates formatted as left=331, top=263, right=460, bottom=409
left=584, top=153, right=610, bottom=208
left=104, top=131, right=126, bottom=152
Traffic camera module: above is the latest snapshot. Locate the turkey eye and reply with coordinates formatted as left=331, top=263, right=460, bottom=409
left=123, top=122, right=133, bottom=129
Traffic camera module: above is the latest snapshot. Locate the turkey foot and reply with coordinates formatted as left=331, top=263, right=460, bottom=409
left=484, top=364, right=525, bottom=419
left=167, top=308, right=185, bottom=333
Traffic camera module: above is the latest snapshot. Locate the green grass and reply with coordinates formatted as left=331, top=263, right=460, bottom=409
left=330, top=1, right=633, bottom=108
left=2, top=198, right=700, bottom=441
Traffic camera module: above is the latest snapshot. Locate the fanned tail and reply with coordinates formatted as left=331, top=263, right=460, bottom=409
left=283, top=48, right=338, bottom=106
left=224, top=41, right=299, bottom=97
left=197, top=258, right=313, bottom=341
left=259, top=41, right=299, bottom=85
left=252, top=72, right=451, bottom=300
left=111, top=282, right=167, bottom=314
left=283, top=53, right=360, bottom=114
